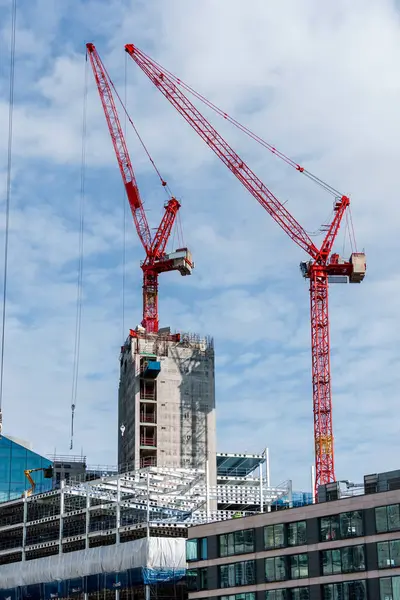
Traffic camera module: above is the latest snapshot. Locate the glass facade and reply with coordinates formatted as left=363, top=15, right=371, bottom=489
left=0, top=435, right=53, bottom=502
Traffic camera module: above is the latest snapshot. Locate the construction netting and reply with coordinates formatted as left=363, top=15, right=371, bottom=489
left=0, top=537, right=186, bottom=591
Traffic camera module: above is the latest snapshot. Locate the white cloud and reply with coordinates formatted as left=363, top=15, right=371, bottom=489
left=0, top=0, right=398, bottom=492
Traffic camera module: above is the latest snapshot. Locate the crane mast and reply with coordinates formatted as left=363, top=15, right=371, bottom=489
left=87, top=44, right=193, bottom=333
left=125, top=43, right=366, bottom=495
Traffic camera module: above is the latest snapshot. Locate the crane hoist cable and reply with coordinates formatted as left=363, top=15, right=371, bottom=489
left=0, top=0, right=17, bottom=438
left=70, top=52, right=88, bottom=451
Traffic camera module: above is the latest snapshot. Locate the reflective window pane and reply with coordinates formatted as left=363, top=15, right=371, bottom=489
left=244, top=529, right=254, bottom=553
left=220, top=529, right=254, bottom=556
left=265, top=592, right=287, bottom=600
left=379, top=577, right=392, bottom=599
left=340, top=511, right=363, bottom=538
left=275, top=557, right=286, bottom=581
left=186, top=539, right=198, bottom=561
left=220, top=534, right=228, bottom=557
left=292, top=589, right=310, bottom=600
left=198, top=568, right=207, bottom=590
left=323, top=580, right=366, bottom=600
left=275, top=524, right=285, bottom=547
left=220, top=561, right=255, bottom=588
left=265, top=558, right=276, bottom=581
left=332, top=549, right=341, bottom=574
left=264, top=524, right=285, bottom=549
left=391, top=541, right=400, bottom=568
left=377, top=539, right=400, bottom=569
left=290, top=554, right=308, bottom=579
left=376, top=506, right=388, bottom=533
left=265, top=557, right=286, bottom=582
left=200, top=537, right=208, bottom=560
left=235, top=530, right=245, bottom=554
left=288, top=521, right=307, bottom=547
left=378, top=541, right=391, bottom=568
left=320, top=515, right=340, bottom=542
left=388, top=505, right=400, bottom=532
left=186, top=569, right=197, bottom=591
left=228, top=533, right=235, bottom=555
left=264, top=526, right=275, bottom=549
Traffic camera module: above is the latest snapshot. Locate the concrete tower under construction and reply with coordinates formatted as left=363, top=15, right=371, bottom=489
left=118, top=327, right=217, bottom=486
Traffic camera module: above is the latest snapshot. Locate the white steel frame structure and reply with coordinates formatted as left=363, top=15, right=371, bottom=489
left=0, top=464, right=293, bottom=566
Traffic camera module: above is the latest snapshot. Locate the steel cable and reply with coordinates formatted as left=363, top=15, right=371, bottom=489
left=70, top=54, right=88, bottom=450
left=0, top=0, right=17, bottom=437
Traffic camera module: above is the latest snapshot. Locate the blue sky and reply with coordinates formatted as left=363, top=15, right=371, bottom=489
left=1, top=0, right=400, bottom=491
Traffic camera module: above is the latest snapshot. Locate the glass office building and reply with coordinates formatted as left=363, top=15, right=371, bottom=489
left=0, top=435, right=53, bottom=502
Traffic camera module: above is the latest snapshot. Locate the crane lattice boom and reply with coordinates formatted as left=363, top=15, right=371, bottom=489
left=87, top=43, right=194, bottom=333
left=125, top=43, right=366, bottom=494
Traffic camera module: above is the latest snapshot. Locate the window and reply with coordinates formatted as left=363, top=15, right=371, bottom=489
left=198, top=568, right=207, bottom=590
left=376, top=504, right=400, bottom=534
left=322, top=545, right=365, bottom=575
left=264, top=524, right=285, bottom=549
left=186, top=569, right=197, bottom=591
left=320, top=515, right=340, bottom=541
left=186, top=539, right=198, bottom=561
left=265, top=590, right=309, bottom=600
left=265, top=556, right=286, bottom=582
left=220, top=561, right=256, bottom=588
left=219, top=529, right=254, bottom=557
left=288, top=521, right=307, bottom=546
left=341, top=545, right=365, bottom=573
left=291, top=589, right=310, bottom=600
left=322, top=549, right=341, bottom=575
left=221, top=594, right=256, bottom=600
left=320, top=512, right=363, bottom=542
left=290, top=554, right=308, bottom=579
left=186, top=537, right=207, bottom=561
left=265, top=592, right=287, bottom=600
left=378, top=540, right=400, bottom=569
left=322, top=580, right=367, bottom=600
left=340, top=511, right=363, bottom=538
left=380, top=576, right=400, bottom=599
left=200, top=537, right=207, bottom=560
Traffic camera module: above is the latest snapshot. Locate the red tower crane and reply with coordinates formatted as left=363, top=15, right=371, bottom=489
left=86, top=43, right=193, bottom=334
left=125, top=43, right=366, bottom=495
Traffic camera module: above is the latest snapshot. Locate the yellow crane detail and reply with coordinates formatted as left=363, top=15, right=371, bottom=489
left=23, top=466, right=53, bottom=497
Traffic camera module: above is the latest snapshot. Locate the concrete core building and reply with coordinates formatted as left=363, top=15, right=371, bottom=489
left=118, top=327, right=217, bottom=487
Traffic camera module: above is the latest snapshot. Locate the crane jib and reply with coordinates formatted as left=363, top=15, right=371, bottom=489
left=124, top=42, right=366, bottom=497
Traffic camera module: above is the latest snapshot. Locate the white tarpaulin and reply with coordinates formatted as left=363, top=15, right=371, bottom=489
left=0, top=537, right=186, bottom=589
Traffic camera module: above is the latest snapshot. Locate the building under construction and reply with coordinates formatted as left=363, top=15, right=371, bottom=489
left=0, top=457, right=305, bottom=599
left=118, top=328, right=217, bottom=488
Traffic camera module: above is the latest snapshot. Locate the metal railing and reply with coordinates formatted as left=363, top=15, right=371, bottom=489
left=140, top=413, right=156, bottom=423
left=140, top=436, right=157, bottom=447
left=140, top=391, right=156, bottom=401
left=140, top=456, right=157, bottom=468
